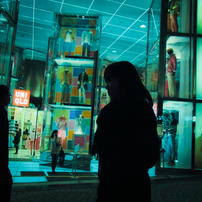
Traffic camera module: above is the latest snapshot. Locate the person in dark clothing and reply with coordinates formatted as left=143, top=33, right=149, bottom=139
left=13, top=128, right=21, bottom=154
left=59, top=147, right=65, bottom=166
left=90, top=61, right=160, bottom=202
left=50, top=130, right=61, bottom=173
left=0, top=85, right=13, bottom=202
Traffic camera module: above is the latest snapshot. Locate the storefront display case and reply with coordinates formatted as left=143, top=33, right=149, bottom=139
left=147, top=0, right=202, bottom=173
left=8, top=106, right=42, bottom=160
left=54, top=15, right=101, bottom=58
left=40, top=14, right=101, bottom=171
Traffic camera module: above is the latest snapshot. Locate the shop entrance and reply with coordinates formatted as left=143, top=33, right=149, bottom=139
left=8, top=106, right=44, bottom=161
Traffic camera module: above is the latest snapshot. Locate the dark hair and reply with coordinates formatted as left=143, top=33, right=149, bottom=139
left=167, top=50, right=173, bottom=55
left=104, top=61, right=153, bottom=106
left=51, top=130, right=58, bottom=138
left=0, top=85, right=9, bottom=101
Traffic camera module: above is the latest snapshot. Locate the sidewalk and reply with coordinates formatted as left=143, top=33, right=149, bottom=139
left=11, top=174, right=202, bottom=202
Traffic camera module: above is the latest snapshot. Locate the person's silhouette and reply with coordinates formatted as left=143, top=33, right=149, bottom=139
left=90, top=61, right=159, bottom=202
left=0, top=85, right=13, bottom=201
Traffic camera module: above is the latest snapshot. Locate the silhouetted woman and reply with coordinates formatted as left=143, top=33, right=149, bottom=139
left=91, top=61, right=159, bottom=202
left=14, top=128, right=21, bottom=154
left=50, top=130, right=61, bottom=173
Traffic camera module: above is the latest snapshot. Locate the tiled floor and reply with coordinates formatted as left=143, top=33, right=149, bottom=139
left=9, top=149, right=156, bottom=184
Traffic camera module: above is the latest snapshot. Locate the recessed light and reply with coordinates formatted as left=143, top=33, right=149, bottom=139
left=140, top=25, right=146, bottom=28
left=112, top=50, right=116, bottom=53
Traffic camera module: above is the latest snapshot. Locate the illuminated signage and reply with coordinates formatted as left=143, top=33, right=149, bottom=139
left=12, top=89, right=30, bottom=107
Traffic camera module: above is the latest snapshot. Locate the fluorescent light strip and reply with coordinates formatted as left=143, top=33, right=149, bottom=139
left=102, top=0, right=126, bottom=31
left=59, top=0, right=64, bottom=13
left=50, top=0, right=147, bottom=23
left=151, top=8, right=158, bottom=37
left=106, top=23, right=147, bottom=33
left=106, top=0, right=148, bottom=11
left=20, top=5, right=54, bottom=14
left=18, top=15, right=54, bottom=24
left=130, top=51, right=146, bottom=62
left=50, top=0, right=87, bottom=10
left=138, top=61, right=146, bottom=68
left=100, top=8, right=149, bottom=57
left=86, top=0, right=94, bottom=14
left=32, top=0, right=35, bottom=60
left=102, top=31, right=147, bottom=42
left=114, top=33, right=147, bottom=60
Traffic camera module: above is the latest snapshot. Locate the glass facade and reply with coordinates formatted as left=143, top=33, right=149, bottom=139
left=147, top=0, right=202, bottom=172
left=40, top=15, right=101, bottom=171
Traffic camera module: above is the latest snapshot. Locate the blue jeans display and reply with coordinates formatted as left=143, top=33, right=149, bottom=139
left=61, top=83, right=69, bottom=103
left=62, top=42, right=72, bottom=55
left=82, top=43, right=90, bottom=57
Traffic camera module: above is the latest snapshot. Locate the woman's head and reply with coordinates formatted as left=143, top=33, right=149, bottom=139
left=51, top=130, right=58, bottom=138
left=104, top=61, right=153, bottom=105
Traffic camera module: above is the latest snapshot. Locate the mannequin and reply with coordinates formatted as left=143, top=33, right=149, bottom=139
left=60, top=69, right=72, bottom=103
left=26, top=128, right=36, bottom=155
left=62, top=29, right=74, bottom=57
left=166, top=48, right=177, bottom=97
left=167, top=112, right=178, bottom=166
left=56, top=115, right=68, bottom=148
left=77, top=71, right=88, bottom=104
left=81, top=26, right=93, bottom=57
left=74, top=114, right=85, bottom=134
left=167, top=0, right=179, bottom=32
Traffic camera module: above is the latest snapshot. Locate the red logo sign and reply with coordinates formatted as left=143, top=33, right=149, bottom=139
left=12, top=89, right=30, bottom=107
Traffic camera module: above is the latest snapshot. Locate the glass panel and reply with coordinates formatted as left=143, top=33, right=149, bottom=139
left=197, top=0, right=202, bottom=34
left=167, top=0, right=191, bottom=33
left=196, top=38, right=202, bottom=99
left=40, top=105, right=92, bottom=171
left=161, top=101, right=193, bottom=169
left=146, top=0, right=161, bottom=97
left=165, top=36, right=191, bottom=98
left=8, top=106, right=39, bottom=160
left=55, top=15, right=101, bottom=58
left=0, top=0, right=18, bottom=18
left=195, top=103, right=202, bottom=169
left=52, top=57, right=95, bottom=105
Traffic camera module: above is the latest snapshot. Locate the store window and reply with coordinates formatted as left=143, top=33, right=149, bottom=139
left=165, top=36, right=192, bottom=99
left=197, top=0, right=202, bottom=34
left=196, top=38, right=202, bottom=99
left=195, top=103, right=202, bottom=169
left=160, top=101, right=193, bottom=169
left=167, top=0, right=191, bottom=34
left=8, top=107, right=40, bottom=160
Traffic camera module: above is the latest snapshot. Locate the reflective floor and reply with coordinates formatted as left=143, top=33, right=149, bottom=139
left=9, top=148, right=156, bottom=184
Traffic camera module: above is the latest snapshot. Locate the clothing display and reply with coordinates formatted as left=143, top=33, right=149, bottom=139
left=77, top=72, right=88, bottom=104
left=62, top=29, right=74, bottom=56
left=166, top=51, right=177, bottom=97
left=81, top=29, right=93, bottom=57
left=8, top=118, right=18, bottom=148
left=56, top=115, right=68, bottom=148
left=167, top=0, right=179, bottom=32
left=74, top=114, right=85, bottom=134
left=60, top=69, right=72, bottom=103
left=168, top=117, right=178, bottom=159
left=26, top=129, right=36, bottom=154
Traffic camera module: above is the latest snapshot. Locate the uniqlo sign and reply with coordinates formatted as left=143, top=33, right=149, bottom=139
left=12, top=89, right=30, bottom=107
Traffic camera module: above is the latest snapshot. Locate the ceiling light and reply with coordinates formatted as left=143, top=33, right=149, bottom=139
left=0, top=30, right=5, bottom=33
left=112, top=50, right=116, bottom=53
left=140, top=25, right=146, bottom=28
